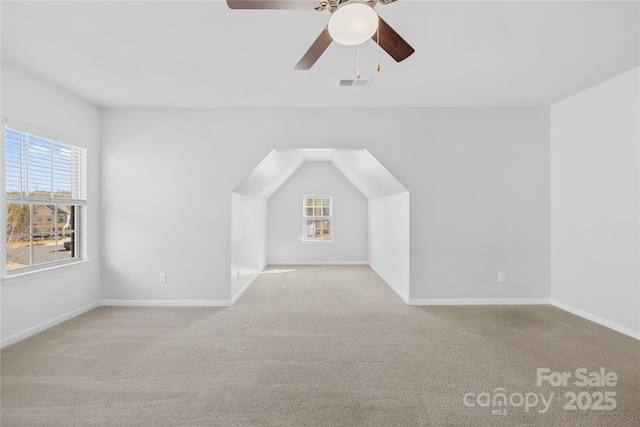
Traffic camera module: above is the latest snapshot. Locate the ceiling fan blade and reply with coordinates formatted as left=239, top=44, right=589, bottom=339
left=294, top=27, right=333, bottom=70
left=373, top=17, right=415, bottom=62
left=226, top=0, right=319, bottom=10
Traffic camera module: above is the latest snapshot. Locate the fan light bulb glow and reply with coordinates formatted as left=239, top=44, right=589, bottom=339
left=328, top=3, right=379, bottom=46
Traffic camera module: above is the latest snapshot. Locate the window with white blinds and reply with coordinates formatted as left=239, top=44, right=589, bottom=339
left=5, top=127, right=87, bottom=203
left=5, top=126, right=87, bottom=273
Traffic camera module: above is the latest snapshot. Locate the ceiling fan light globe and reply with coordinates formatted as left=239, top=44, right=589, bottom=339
left=328, top=3, right=379, bottom=46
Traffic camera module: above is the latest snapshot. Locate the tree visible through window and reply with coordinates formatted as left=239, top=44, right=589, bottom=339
left=303, top=196, right=332, bottom=240
left=5, top=127, right=87, bottom=272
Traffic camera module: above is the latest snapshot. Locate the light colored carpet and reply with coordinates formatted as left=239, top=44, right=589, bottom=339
left=1, top=265, right=639, bottom=426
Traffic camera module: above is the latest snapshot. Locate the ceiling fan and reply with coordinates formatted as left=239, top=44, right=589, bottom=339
left=226, top=0, right=415, bottom=70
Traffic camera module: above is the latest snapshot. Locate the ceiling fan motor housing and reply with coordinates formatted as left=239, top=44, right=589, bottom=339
left=328, top=1, right=379, bottom=46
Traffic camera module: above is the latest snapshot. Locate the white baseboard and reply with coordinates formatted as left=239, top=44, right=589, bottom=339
left=551, top=299, right=640, bottom=340
left=231, top=265, right=266, bottom=304
left=100, top=299, right=232, bottom=307
left=267, top=261, right=368, bottom=266
left=409, top=298, right=551, bottom=306
left=369, top=264, right=409, bottom=303
left=1, top=300, right=100, bottom=349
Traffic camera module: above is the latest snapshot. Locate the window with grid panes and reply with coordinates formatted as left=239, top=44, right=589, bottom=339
left=302, top=196, right=332, bottom=241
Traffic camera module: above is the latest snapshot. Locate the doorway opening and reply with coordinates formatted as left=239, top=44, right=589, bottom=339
left=231, top=149, right=410, bottom=303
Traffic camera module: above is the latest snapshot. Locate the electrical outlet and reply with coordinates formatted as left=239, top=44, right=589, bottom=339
left=498, top=271, right=505, bottom=283
left=159, top=273, right=167, bottom=284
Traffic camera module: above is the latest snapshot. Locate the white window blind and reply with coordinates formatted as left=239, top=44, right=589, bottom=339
left=5, top=127, right=87, bottom=203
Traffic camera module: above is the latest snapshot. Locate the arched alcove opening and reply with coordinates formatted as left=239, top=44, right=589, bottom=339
left=231, top=149, right=410, bottom=303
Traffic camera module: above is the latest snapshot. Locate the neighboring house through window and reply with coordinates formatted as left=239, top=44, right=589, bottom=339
left=303, top=196, right=332, bottom=241
left=5, top=126, right=87, bottom=272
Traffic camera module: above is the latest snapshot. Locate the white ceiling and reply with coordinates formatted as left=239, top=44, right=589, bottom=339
left=1, top=0, right=638, bottom=108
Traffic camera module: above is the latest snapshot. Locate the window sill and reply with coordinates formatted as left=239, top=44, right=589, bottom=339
left=2, top=259, right=93, bottom=286
left=301, top=239, right=334, bottom=244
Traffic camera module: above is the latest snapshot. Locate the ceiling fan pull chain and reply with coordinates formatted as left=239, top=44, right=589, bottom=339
left=356, top=44, right=361, bottom=79
left=376, top=20, right=381, bottom=72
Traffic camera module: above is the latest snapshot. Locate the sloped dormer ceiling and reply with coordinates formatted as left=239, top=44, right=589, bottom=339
left=233, top=149, right=407, bottom=200
left=330, top=150, right=407, bottom=199
left=233, top=150, right=306, bottom=199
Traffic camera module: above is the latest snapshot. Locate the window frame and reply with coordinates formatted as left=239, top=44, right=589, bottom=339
left=302, top=195, right=333, bottom=242
left=3, top=123, right=88, bottom=279
left=6, top=202, right=81, bottom=272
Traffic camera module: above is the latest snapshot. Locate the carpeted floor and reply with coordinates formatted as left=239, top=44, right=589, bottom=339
left=1, top=265, right=639, bottom=426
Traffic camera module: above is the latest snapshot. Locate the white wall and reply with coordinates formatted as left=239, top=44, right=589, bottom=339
left=100, top=107, right=550, bottom=303
left=1, top=62, right=101, bottom=346
left=267, top=161, right=368, bottom=264
left=550, top=67, right=640, bottom=338
left=231, top=192, right=267, bottom=301
left=410, top=109, right=551, bottom=301
left=100, top=110, right=239, bottom=303
left=369, top=192, right=410, bottom=302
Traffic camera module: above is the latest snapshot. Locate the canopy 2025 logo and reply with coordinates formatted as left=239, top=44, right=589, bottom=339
left=463, top=367, right=618, bottom=416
